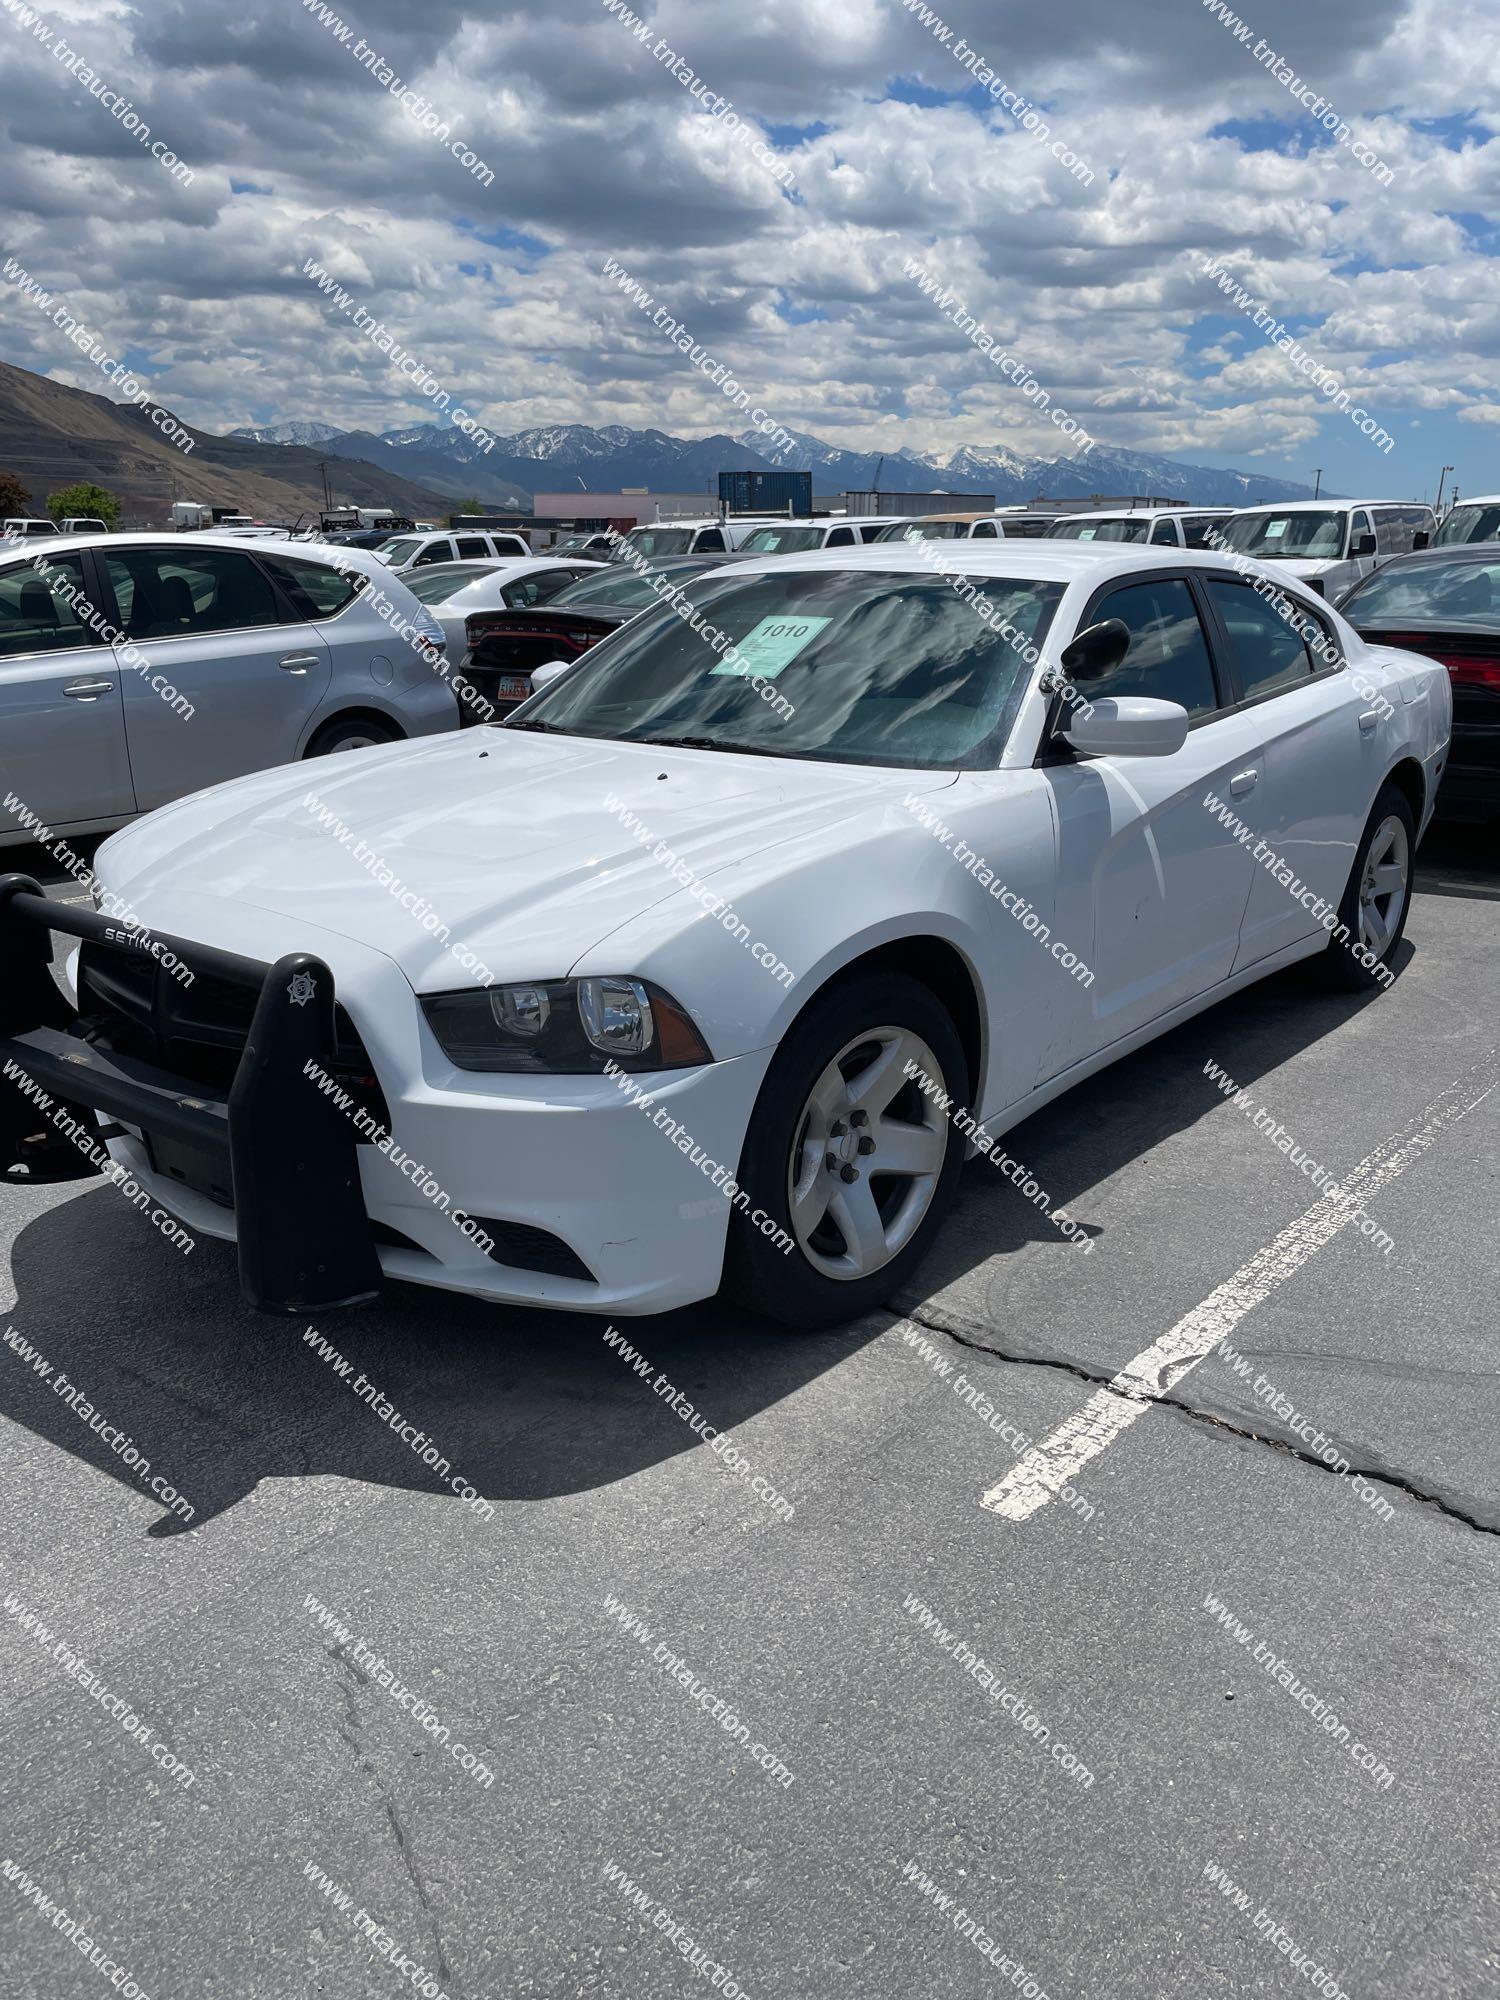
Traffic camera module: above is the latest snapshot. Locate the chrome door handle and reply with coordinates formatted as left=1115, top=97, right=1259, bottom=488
left=1359, top=709, right=1380, bottom=733
left=63, top=679, right=114, bottom=699
left=1229, top=769, right=1258, bottom=796
left=279, top=653, right=319, bottom=674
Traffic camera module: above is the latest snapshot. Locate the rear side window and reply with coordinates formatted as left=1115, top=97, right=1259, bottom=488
left=1150, top=518, right=1180, bottom=546
left=827, top=526, right=856, bottom=546
left=105, top=547, right=279, bottom=641
left=696, top=529, right=726, bottom=551
left=1204, top=577, right=1315, bottom=700
left=455, top=536, right=489, bottom=559
left=0, top=555, right=104, bottom=658
left=259, top=552, right=365, bottom=620
left=1089, top=578, right=1220, bottom=717
left=973, top=520, right=999, bottom=538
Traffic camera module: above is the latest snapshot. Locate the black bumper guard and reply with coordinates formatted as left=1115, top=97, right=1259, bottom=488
left=0, top=873, right=381, bottom=1315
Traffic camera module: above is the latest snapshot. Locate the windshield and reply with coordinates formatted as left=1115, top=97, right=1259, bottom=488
left=513, top=568, right=1065, bottom=770
left=1219, top=510, right=1347, bottom=558
left=740, top=525, right=826, bottom=553
left=1340, top=558, right=1500, bottom=631
left=1048, top=518, right=1150, bottom=543
left=402, top=563, right=504, bottom=603
left=885, top=521, right=973, bottom=542
left=1433, top=504, right=1500, bottom=548
left=623, top=527, right=694, bottom=557
left=377, top=537, right=423, bottom=564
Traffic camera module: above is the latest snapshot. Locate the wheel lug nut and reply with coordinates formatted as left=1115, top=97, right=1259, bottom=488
left=839, top=1164, right=859, bottom=1183
left=850, top=1109, right=869, bottom=1127
left=857, top=1136, right=876, bottom=1155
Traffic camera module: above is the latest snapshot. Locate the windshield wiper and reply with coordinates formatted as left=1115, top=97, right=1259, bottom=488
left=499, top=717, right=571, bottom=733
left=628, top=734, right=782, bottom=757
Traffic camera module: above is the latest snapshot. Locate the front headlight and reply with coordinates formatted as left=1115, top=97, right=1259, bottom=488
left=421, top=976, right=713, bottom=1074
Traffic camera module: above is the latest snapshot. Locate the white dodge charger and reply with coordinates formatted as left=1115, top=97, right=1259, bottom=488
left=0, top=544, right=1450, bottom=1328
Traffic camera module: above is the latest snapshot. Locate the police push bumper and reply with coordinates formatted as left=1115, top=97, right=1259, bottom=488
left=0, top=873, right=382, bottom=1314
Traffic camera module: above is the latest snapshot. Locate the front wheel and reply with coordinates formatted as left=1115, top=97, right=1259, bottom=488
left=1325, top=780, right=1415, bottom=988
left=723, top=971, right=968, bottom=1329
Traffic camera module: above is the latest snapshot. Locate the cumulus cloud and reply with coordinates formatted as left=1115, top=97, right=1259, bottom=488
left=0, top=0, right=1493, bottom=491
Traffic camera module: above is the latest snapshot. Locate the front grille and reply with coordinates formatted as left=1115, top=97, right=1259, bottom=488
left=76, top=938, right=390, bottom=1130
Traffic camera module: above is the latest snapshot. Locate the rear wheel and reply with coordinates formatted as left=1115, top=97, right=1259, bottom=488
left=723, top=971, right=968, bottom=1328
left=305, top=715, right=402, bottom=756
left=1325, top=780, right=1415, bottom=988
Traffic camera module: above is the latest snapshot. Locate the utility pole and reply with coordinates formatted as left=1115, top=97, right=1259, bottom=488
left=1436, top=464, right=1454, bottom=513
left=1312, top=467, right=1322, bottom=499
left=317, top=461, right=332, bottom=512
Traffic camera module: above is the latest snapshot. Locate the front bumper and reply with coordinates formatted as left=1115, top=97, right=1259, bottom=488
left=4, top=875, right=773, bottom=1317
left=0, top=875, right=381, bottom=1314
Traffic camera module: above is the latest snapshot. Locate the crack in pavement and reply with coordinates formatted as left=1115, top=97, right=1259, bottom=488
left=894, top=1304, right=1500, bottom=1541
left=330, top=1647, right=465, bottom=1999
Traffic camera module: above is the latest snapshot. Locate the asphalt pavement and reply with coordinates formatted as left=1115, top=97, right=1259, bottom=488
left=1, top=818, right=1496, bottom=2000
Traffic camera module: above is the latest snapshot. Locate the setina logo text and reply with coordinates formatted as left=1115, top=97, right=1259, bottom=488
left=103, top=927, right=155, bottom=949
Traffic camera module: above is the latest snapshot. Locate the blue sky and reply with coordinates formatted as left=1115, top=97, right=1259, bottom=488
left=1, top=0, right=1497, bottom=500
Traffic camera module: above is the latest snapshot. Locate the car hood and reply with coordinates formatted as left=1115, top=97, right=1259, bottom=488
left=96, top=730, right=958, bottom=991
left=1249, top=554, right=1340, bottom=575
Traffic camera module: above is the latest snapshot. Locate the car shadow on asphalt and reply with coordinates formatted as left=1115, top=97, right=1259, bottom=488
left=0, top=942, right=1405, bottom=1544
left=1, top=1184, right=870, bottom=1539
left=11, top=816, right=1495, bottom=1542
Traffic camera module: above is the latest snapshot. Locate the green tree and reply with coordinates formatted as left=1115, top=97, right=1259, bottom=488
left=0, top=470, right=32, bottom=517
left=454, top=495, right=488, bottom=515
left=47, top=481, right=121, bottom=527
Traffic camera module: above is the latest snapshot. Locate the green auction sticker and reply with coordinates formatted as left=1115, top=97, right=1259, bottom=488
left=712, top=614, right=831, bottom=679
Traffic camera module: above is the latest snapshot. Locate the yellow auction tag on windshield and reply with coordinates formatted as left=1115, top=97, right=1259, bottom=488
left=712, top=615, right=830, bottom=679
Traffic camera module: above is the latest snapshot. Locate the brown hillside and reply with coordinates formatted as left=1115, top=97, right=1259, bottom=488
left=0, top=359, right=459, bottom=525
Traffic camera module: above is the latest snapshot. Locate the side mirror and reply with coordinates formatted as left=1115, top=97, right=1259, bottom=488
left=529, top=658, right=575, bottom=694
left=1063, top=696, right=1190, bottom=759
left=1352, top=533, right=1377, bottom=558
left=1412, top=530, right=1431, bottom=551
left=1058, top=616, right=1132, bottom=681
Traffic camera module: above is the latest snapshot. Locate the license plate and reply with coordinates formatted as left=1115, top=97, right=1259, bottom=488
left=495, top=676, right=529, bottom=698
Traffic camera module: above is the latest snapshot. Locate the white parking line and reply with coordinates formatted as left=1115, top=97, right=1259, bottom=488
left=980, top=1046, right=1500, bottom=1522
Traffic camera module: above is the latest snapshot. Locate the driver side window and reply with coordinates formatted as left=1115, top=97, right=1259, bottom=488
left=1085, top=578, right=1220, bottom=718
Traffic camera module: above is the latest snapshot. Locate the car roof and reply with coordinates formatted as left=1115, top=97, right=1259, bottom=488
left=1350, top=539, right=1500, bottom=568
left=1442, top=494, right=1500, bottom=507
left=1229, top=498, right=1429, bottom=513
left=698, top=541, right=1294, bottom=586
left=1051, top=506, right=1191, bottom=521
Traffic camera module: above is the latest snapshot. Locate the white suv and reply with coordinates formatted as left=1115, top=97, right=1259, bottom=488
left=373, top=528, right=530, bottom=568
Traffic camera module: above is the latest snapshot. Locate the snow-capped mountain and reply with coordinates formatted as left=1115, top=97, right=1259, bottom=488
left=229, top=420, right=347, bottom=447
left=248, top=416, right=1319, bottom=508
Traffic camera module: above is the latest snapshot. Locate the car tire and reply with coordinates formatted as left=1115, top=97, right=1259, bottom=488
left=722, top=970, right=968, bottom=1329
left=304, top=716, right=402, bottom=756
left=1324, top=779, right=1416, bottom=989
